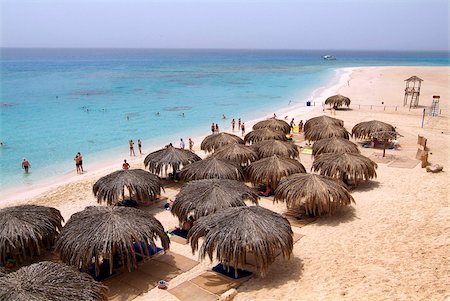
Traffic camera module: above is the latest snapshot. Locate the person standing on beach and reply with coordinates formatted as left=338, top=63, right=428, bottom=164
left=77, top=152, right=84, bottom=173
left=180, top=138, right=185, bottom=149
left=232, top=118, right=235, bottom=131
left=241, top=123, right=245, bottom=136
left=74, top=153, right=81, bottom=174
left=122, top=159, right=130, bottom=170
left=138, top=139, right=143, bottom=155
left=22, top=158, right=30, bottom=173
left=298, top=120, right=304, bottom=132
left=129, top=140, right=135, bottom=156
left=215, top=123, right=219, bottom=133
left=238, top=118, right=241, bottom=130
left=290, top=118, right=295, bottom=129
left=188, top=138, right=194, bottom=152
left=211, top=123, right=215, bottom=134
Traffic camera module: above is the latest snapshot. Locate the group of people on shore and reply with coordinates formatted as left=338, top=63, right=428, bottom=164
left=179, top=138, right=194, bottom=152
left=128, top=139, right=143, bottom=156
left=230, top=118, right=246, bottom=136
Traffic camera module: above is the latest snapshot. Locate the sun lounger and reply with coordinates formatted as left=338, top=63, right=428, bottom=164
left=212, top=263, right=253, bottom=279
left=170, top=228, right=189, bottom=239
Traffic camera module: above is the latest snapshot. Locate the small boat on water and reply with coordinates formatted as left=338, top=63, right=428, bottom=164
left=322, top=55, right=336, bottom=60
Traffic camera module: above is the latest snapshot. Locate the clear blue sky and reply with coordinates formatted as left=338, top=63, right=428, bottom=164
left=1, top=0, right=448, bottom=50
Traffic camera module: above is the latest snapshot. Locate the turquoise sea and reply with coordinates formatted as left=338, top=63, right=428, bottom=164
left=0, top=49, right=448, bottom=195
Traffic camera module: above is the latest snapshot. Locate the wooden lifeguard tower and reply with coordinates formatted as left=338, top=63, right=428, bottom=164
left=404, top=76, right=423, bottom=108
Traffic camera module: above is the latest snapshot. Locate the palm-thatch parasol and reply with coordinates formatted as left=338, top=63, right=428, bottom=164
left=352, top=120, right=397, bottom=157
left=55, top=206, right=170, bottom=276
left=200, top=132, right=244, bottom=153
left=312, top=137, right=360, bottom=156
left=252, top=118, right=291, bottom=134
left=172, top=179, right=259, bottom=223
left=351, top=120, right=396, bottom=139
left=275, top=173, right=355, bottom=216
left=0, top=261, right=108, bottom=301
left=93, top=169, right=164, bottom=205
left=144, top=146, right=201, bottom=176
left=179, top=157, right=244, bottom=181
left=188, top=206, right=293, bottom=277
left=325, top=94, right=351, bottom=109
left=303, top=115, right=344, bottom=132
left=0, top=205, right=63, bottom=265
left=304, top=123, right=350, bottom=141
left=244, top=128, right=287, bottom=145
left=211, top=143, right=258, bottom=166
left=312, top=153, right=377, bottom=185
left=251, top=140, right=300, bottom=159
left=245, top=155, right=306, bottom=189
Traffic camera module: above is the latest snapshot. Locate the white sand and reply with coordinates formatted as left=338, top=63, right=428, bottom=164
left=2, top=66, right=449, bottom=301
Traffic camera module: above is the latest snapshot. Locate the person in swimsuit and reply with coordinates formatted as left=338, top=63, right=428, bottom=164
left=215, top=123, right=219, bottom=133
left=129, top=140, right=135, bottom=156
left=22, top=158, right=30, bottom=173
left=241, top=123, right=245, bottom=136
left=77, top=152, right=84, bottom=173
left=231, top=118, right=235, bottom=131
left=74, top=154, right=81, bottom=174
left=211, top=123, right=215, bottom=134
left=138, top=139, right=143, bottom=155
left=122, top=159, right=130, bottom=170
left=188, top=138, right=194, bottom=152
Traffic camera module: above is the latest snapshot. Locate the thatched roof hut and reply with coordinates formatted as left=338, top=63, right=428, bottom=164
left=244, top=128, right=287, bottom=145
left=252, top=118, right=291, bottom=134
left=325, top=94, right=351, bottom=109
left=351, top=120, right=396, bottom=139
left=200, top=132, right=244, bottom=153
left=93, top=169, right=163, bottom=205
left=0, top=261, right=108, bottom=301
left=211, top=143, right=258, bottom=166
left=179, top=157, right=244, bottom=181
left=172, top=179, right=258, bottom=222
left=245, top=155, right=306, bottom=188
left=252, top=140, right=300, bottom=159
left=144, top=146, right=201, bottom=176
left=312, top=153, right=377, bottom=185
left=275, top=173, right=354, bottom=216
left=304, top=123, right=350, bottom=141
left=188, top=206, right=293, bottom=277
left=55, top=206, right=169, bottom=276
left=303, top=115, right=344, bottom=132
left=0, top=205, right=63, bottom=265
left=312, top=137, right=360, bottom=156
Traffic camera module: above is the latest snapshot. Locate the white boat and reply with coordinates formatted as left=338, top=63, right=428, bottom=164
left=322, top=55, right=336, bottom=60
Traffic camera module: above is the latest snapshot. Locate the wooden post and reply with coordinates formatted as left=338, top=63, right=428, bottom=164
left=421, top=108, right=425, bottom=128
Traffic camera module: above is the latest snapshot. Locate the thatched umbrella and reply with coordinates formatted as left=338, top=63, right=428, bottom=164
left=55, top=206, right=170, bottom=276
left=303, top=115, right=344, bottom=132
left=252, top=118, right=291, bottom=134
left=312, top=137, right=360, bottom=156
left=351, top=120, right=396, bottom=139
left=325, top=94, right=351, bottom=109
left=144, top=146, right=201, bottom=176
left=244, top=128, right=287, bottom=145
left=200, top=132, right=244, bottom=153
left=172, top=179, right=259, bottom=223
left=0, top=261, right=108, bottom=301
left=275, top=173, right=355, bottom=216
left=188, top=206, right=293, bottom=277
left=312, top=153, right=377, bottom=185
left=93, top=169, right=163, bottom=205
left=370, top=130, right=402, bottom=157
left=179, top=157, right=244, bottom=181
left=352, top=120, right=397, bottom=157
left=211, top=143, right=258, bottom=166
left=245, top=155, right=306, bottom=189
left=252, top=140, right=300, bottom=159
left=304, top=123, right=350, bottom=141
left=0, top=205, right=63, bottom=265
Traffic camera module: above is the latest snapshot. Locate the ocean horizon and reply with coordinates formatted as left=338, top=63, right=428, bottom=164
left=1, top=48, right=449, bottom=197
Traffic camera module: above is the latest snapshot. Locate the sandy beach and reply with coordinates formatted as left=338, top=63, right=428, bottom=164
left=1, top=66, right=449, bottom=301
